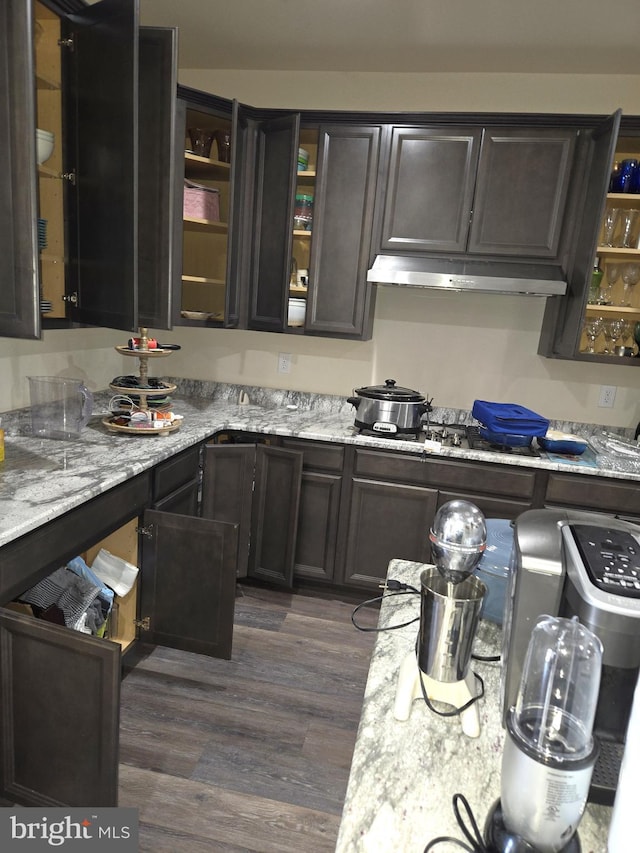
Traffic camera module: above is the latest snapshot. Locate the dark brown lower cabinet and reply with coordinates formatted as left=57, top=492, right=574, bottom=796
left=202, top=442, right=302, bottom=586
left=341, top=478, right=438, bottom=587
left=338, top=447, right=539, bottom=588
left=0, top=453, right=238, bottom=808
left=544, top=471, right=640, bottom=521
left=0, top=610, right=122, bottom=807
left=280, top=438, right=345, bottom=583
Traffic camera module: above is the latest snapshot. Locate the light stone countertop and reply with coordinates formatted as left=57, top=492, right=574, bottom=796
left=0, top=379, right=638, bottom=549
left=336, top=559, right=612, bottom=853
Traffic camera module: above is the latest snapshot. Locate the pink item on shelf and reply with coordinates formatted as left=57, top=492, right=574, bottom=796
left=183, top=180, right=220, bottom=222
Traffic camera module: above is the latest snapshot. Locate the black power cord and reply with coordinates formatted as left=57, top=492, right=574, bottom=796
left=350, top=579, right=420, bottom=632
left=424, top=793, right=490, bottom=852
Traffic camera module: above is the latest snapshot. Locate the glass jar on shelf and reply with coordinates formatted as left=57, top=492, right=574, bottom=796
left=293, top=193, right=313, bottom=230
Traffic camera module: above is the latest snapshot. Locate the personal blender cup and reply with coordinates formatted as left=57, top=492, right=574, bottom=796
left=486, top=615, right=602, bottom=853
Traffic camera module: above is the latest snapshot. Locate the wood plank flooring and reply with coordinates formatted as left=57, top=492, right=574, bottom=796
left=118, top=583, right=379, bottom=852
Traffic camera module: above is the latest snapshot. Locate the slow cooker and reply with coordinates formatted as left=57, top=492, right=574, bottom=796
left=347, top=379, right=432, bottom=434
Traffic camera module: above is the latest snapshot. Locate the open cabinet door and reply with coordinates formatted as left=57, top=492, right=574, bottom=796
left=138, top=510, right=238, bottom=659
left=0, top=609, right=120, bottom=806
left=0, top=0, right=40, bottom=339
left=63, top=0, right=138, bottom=331
left=137, top=26, right=178, bottom=331
left=248, top=445, right=302, bottom=587
left=248, top=113, right=300, bottom=331
left=539, top=110, right=622, bottom=358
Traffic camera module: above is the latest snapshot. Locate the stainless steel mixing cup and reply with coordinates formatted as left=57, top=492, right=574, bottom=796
left=418, top=566, right=486, bottom=682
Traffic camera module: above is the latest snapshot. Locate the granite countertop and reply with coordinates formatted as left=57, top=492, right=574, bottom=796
left=0, top=379, right=638, bottom=549
left=336, top=559, right=612, bottom=853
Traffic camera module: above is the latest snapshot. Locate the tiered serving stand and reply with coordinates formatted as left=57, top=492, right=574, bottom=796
left=102, top=328, right=181, bottom=435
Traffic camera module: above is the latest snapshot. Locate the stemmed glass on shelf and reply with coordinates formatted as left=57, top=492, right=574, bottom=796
left=602, top=318, right=624, bottom=355
left=620, top=263, right=640, bottom=307
left=601, top=262, right=619, bottom=305
left=620, top=318, right=635, bottom=351
left=582, top=317, right=604, bottom=353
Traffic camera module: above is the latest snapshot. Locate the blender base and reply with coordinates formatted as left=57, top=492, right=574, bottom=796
left=484, top=799, right=581, bottom=853
left=393, top=650, right=481, bottom=737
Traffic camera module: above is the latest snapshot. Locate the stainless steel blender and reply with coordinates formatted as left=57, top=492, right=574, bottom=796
left=486, top=614, right=602, bottom=853
left=394, top=500, right=487, bottom=737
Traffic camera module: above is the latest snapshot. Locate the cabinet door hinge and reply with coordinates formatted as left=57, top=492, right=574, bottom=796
left=62, top=292, right=78, bottom=305
left=136, top=523, right=154, bottom=538
left=61, top=170, right=76, bottom=185
left=58, top=36, right=74, bottom=51
left=134, top=616, right=150, bottom=630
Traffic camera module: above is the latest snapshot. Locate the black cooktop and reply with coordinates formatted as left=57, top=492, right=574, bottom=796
left=354, top=421, right=542, bottom=458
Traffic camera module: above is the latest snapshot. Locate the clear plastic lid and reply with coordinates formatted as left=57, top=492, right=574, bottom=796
left=511, top=615, right=602, bottom=762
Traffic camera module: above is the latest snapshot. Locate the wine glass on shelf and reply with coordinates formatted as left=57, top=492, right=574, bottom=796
left=619, top=210, right=639, bottom=249
left=602, top=318, right=624, bottom=355
left=602, top=208, right=621, bottom=246
left=620, top=263, right=640, bottom=307
left=601, top=262, right=620, bottom=305
left=582, top=317, right=604, bottom=353
left=620, top=318, right=634, bottom=349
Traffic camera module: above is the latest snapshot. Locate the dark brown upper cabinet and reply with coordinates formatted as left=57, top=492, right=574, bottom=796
left=538, top=111, right=627, bottom=362
left=376, top=123, right=577, bottom=263
left=245, top=115, right=380, bottom=339
left=172, top=89, right=248, bottom=330
left=0, top=0, right=177, bottom=339
left=378, top=126, right=482, bottom=254
left=467, top=127, right=576, bottom=258
left=247, top=114, right=300, bottom=333
left=64, top=5, right=178, bottom=331
left=305, top=124, right=380, bottom=339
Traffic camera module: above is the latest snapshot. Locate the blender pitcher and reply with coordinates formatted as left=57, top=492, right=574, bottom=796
left=28, top=376, right=93, bottom=439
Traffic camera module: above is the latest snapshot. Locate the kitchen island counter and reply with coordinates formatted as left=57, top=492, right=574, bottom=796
left=336, top=559, right=612, bottom=853
left=0, top=380, right=638, bottom=549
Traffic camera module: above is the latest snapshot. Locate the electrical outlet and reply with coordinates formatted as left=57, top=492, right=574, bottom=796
left=598, top=385, right=617, bottom=408
left=277, top=352, right=292, bottom=374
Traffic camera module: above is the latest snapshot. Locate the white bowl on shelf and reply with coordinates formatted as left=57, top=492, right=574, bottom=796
left=36, top=128, right=54, bottom=165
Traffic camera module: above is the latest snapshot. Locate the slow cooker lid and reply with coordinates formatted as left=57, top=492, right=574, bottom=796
left=354, top=378, right=424, bottom=402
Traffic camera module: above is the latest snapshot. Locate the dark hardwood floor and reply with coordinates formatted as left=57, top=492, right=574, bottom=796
left=118, top=583, right=379, bottom=852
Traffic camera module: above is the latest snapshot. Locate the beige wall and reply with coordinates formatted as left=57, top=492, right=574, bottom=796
left=177, top=70, right=640, bottom=115
left=3, top=71, right=640, bottom=428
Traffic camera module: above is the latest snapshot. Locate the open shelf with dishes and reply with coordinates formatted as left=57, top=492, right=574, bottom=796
left=179, top=108, right=232, bottom=325
left=288, top=128, right=317, bottom=329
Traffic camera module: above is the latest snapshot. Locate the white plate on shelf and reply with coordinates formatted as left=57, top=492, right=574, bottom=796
left=181, top=310, right=216, bottom=320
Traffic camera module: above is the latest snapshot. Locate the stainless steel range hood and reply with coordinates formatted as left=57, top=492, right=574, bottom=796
left=367, top=255, right=567, bottom=297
